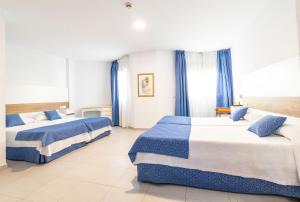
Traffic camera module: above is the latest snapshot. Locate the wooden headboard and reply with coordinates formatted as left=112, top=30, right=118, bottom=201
left=244, top=96, right=300, bottom=117
left=6, top=102, right=69, bottom=115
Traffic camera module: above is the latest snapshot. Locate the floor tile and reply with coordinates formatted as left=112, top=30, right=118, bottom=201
left=147, top=184, right=187, bottom=200
left=58, top=180, right=110, bottom=202
left=228, top=193, right=298, bottom=202
left=25, top=178, right=111, bottom=202
left=0, top=170, right=57, bottom=198
left=113, top=168, right=150, bottom=191
left=62, top=164, right=126, bottom=186
left=143, top=193, right=185, bottom=202
left=186, top=187, right=230, bottom=202
left=0, top=128, right=297, bottom=202
left=102, top=187, right=145, bottom=202
left=0, top=194, right=30, bottom=202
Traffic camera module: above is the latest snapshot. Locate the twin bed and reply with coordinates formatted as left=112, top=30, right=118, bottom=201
left=6, top=113, right=112, bottom=164
left=129, top=109, right=300, bottom=199
left=6, top=101, right=300, bottom=198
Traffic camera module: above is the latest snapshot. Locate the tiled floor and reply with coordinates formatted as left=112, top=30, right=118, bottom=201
left=0, top=127, right=298, bottom=202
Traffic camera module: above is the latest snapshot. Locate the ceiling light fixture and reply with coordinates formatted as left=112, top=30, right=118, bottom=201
left=132, top=19, right=146, bottom=31
left=125, top=2, right=132, bottom=9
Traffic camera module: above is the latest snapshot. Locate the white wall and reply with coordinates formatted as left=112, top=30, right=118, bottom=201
left=231, top=0, right=300, bottom=98
left=129, top=51, right=175, bottom=128
left=69, top=60, right=111, bottom=116
left=0, top=13, right=6, bottom=167
left=6, top=43, right=68, bottom=103
left=242, top=57, right=300, bottom=96
left=297, top=0, right=300, bottom=57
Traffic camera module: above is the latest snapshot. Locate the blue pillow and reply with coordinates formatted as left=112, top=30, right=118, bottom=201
left=6, top=114, right=25, bottom=127
left=230, top=107, right=248, bottom=121
left=248, top=115, right=287, bottom=137
left=44, top=110, right=62, bottom=120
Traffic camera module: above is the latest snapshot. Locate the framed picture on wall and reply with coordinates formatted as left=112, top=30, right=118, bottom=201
left=137, top=73, right=154, bottom=97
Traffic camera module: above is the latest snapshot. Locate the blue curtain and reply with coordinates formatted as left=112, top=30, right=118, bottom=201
left=110, top=60, right=119, bottom=126
left=216, top=49, right=234, bottom=108
left=175, top=50, right=190, bottom=117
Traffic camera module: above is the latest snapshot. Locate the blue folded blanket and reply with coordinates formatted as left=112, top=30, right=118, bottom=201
left=157, top=116, right=191, bottom=125
left=15, top=117, right=112, bottom=147
left=128, top=122, right=191, bottom=163
left=16, top=120, right=89, bottom=147
left=82, top=117, right=112, bottom=131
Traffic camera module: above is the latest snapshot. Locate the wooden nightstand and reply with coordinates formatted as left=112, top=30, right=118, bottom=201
left=216, top=107, right=231, bottom=117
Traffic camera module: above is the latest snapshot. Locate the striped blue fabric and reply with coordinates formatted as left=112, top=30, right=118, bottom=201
left=110, top=60, right=120, bottom=126
left=175, top=50, right=190, bottom=117
left=216, top=49, right=234, bottom=108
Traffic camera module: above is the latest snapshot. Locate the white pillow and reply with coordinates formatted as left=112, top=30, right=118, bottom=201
left=244, top=110, right=263, bottom=122
left=275, top=124, right=300, bottom=140
left=34, top=113, right=47, bottom=121
left=19, top=113, right=36, bottom=124
left=21, top=116, right=35, bottom=124
left=58, top=111, right=66, bottom=118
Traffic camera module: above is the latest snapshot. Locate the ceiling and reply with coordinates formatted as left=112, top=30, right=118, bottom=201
left=0, top=0, right=271, bottom=61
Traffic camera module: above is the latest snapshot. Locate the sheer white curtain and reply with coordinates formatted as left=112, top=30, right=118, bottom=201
left=118, top=56, right=132, bottom=127
left=186, top=51, right=217, bottom=117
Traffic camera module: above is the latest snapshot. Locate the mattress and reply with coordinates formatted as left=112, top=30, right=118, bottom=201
left=6, top=117, right=112, bottom=157
left=191, top=117, right=250, bottom=126
left=134, top=124, right=299, bottom=186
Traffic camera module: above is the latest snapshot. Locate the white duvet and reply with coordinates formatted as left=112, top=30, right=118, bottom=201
left=191, top=117, right=250, bottom=126
left=134, top=116, right=300, bottom=186
left=6, top=117, right=112, bottom=157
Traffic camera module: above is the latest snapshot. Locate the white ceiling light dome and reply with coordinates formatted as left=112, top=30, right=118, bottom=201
left=132, top=19, right=146, bottom=31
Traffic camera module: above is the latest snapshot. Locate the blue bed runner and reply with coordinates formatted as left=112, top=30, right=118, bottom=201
left=82, top=117, right=112, bottom=131
left=15, top=117, right=112, bottom=147
left=128, top=122, right=191, bottom=163
left=157, top=116, right=191, bottom=125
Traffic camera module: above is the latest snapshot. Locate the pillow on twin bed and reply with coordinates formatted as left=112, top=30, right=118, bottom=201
left=230, top=107, right=248, bottom=121
left=34, top=113, right=48, bottom=121
left=58, top=112, right=66, bottom=118
left=6, top=114, right=25, bottom=127
left=44, top=110, right=62, bottom=121
left=248, top=115, right=287, bottom=137
left=20, top=116, right=35, bottom=124
left=275, top=124, right=300, bottom=140
left=244, top=112, right=264, bottom=122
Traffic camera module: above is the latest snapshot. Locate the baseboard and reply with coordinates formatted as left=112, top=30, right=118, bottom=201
left=113, top=126, right=149, bottom=131
left=128, top=127, right=149, bottom=131
left=0, top=164, right=7, bottom=171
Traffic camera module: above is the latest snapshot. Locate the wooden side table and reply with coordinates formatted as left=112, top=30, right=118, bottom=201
left=216, top=107, right=231, bottom=117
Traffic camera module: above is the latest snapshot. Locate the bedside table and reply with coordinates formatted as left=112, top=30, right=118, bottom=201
left=216, top=107, right=231, bottom=117
left=81, top=106, right=112, bottom=119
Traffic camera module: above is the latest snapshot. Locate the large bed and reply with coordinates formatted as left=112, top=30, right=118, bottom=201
left=6, top=116, right=112, bottom=164
left=128, top=109, right=300, bottom=199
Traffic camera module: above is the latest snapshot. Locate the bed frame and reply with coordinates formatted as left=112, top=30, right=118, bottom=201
left=137, top=164, right=300, bottom=198
left=6, top=102, right=69, bottom=114
left=5, top=102, right=113, bottom=164
left=135, top=97, right=300, bottom=199
left=243, top=96, right=300, bottom=117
